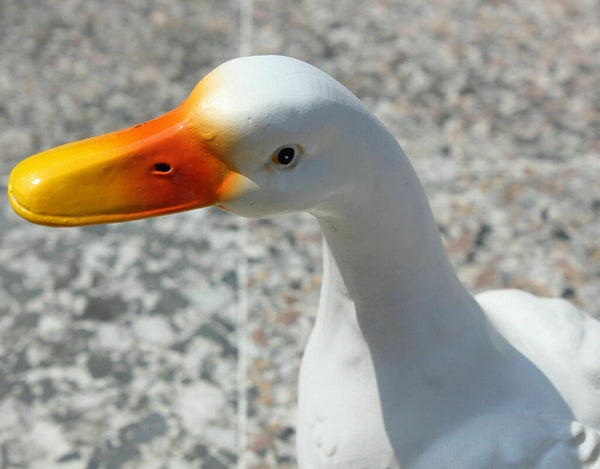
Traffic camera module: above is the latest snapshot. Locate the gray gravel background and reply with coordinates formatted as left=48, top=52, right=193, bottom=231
left=1, top=1, right=599, bottom=468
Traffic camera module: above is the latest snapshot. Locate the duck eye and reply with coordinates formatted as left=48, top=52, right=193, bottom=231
left=275, top=147, right=296, bottom=166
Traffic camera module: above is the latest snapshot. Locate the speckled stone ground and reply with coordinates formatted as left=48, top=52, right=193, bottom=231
left=1, top=1, right=599, bottom=468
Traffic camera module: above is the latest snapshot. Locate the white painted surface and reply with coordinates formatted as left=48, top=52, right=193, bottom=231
left=196, top=55, right=600, bottom=468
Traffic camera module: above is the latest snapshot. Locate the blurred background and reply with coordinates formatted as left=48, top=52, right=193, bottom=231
left=0, top=0, right=599, bottom=467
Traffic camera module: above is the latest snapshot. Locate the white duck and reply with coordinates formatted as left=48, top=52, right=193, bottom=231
left=8, top=55, right=600, bottom=468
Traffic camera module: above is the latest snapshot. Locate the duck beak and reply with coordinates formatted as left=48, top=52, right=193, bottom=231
left=8, top=102, right=234, bottom=226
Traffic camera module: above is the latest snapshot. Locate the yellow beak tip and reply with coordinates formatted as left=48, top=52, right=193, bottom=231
left=7, top=167, right=65, bottom=227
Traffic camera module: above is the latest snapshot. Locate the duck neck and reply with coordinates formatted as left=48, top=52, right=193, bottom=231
left=310, top=144, right=492, bottom=359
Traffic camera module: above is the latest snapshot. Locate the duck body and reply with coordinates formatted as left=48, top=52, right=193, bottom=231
left=299, top=272, right=600, bottom=468
left=7, top=55, right=600, bottom=468
left=296, top=134, right=600, bottom=467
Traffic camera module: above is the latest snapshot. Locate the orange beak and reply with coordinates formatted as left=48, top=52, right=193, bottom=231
left=7, top=101, right=234, bottom=226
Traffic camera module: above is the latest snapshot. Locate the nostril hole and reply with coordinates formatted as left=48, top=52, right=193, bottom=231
left=154, top=163, right=172, bottom=173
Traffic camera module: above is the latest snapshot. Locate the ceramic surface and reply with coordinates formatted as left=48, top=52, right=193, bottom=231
left=8, top=56, right=600, bottom=468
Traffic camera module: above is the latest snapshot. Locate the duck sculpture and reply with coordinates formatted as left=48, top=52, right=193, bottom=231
left=7, top=55, right=600, bottom=468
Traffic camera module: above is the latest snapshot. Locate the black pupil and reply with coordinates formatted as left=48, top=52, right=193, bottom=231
left=277, top=147, right=295, bottom=165
left=154, top=163, right=171, bottom=173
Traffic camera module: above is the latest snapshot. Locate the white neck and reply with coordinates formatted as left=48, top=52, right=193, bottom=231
left=296, top=111, right=513, bottom=464
left=310, top=131, right=495, bottom=359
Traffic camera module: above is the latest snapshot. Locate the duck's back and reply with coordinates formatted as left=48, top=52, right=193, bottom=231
left=476, top=289, right=600, bottom=426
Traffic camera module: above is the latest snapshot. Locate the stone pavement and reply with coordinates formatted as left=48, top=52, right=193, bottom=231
left=0, top=1, right=599, bottom=467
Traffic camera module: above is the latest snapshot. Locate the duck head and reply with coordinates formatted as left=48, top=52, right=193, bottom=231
left=8, top=55, right=381, bottom=226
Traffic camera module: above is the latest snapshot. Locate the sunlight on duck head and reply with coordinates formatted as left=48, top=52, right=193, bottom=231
left=185, top=55, right=377, bottom=218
